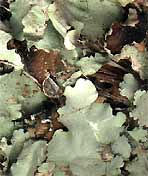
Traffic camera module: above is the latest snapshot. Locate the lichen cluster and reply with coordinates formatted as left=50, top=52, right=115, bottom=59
left=0, top=0, right=148, bottom=176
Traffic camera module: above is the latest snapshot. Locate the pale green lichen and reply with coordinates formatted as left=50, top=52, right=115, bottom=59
left=0, top=138, right=11, bottom=173
left=22, top=5, right=48, bottom=40
left=0, top=130, right=31, bottom=174
left=63, top=78, right=98, bottom=110
left=1, top=0, right=148, bottom=175
left=111, top=136, right=131, bottom=159
left=0, top=30, right=23, bottom=70
left=0, top=70, right=47, bottom=116
left=116, top=45, right=148, bottom=80
left=10, top=0, right=50, bottom=40
left=9, top=130, right=31, bottom=164
left=0, top=117, right=16, bottom=139
left=28, top=20, right=64, bottom=50
left=38, top=162, right=55, bottom=174
left=76, top=53, right=109, bottom=76
left=48, top=78, right=126, bottom=176
left=119, top=73, right=139, bottom=100
left=116, top=0, right=134, bottom=6
left=11, top=140, right=47, bottom=176
left=130, top=90, right=148, bottom=126
left=48, top=0, right=123, bottom=49
left=128, top=128, right=148, bottom=142
left=126, top=154, right=148, bottom=176
left=10, top=0, right=33, bottom=39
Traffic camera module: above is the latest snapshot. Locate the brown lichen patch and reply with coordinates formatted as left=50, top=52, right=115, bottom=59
left=51, top=111, right=64, bottom=131
left=106, top=22, right=141, bottom=54
left=106, top=5, right=148, bottom=54
left=27, top=48, right=65, bottom=84
left=35, top=122, right=51, bottom=138
left=89, top=63, right=129, bottom=108
left=28, top=111, right=65, bottom=141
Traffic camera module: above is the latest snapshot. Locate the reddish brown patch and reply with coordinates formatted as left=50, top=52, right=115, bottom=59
left=28, top=111, right=65, bottom=141
left=51, top=112, right=64, bottom=130
left=106, top=23, right=124, bottom=54
left=27, top=49, right=65, bottom=84
left=106, top=13, right=147, bottom=54
left=89, top=63, right=129, bottom=105
left=35, top=122, right=50, bottom=138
